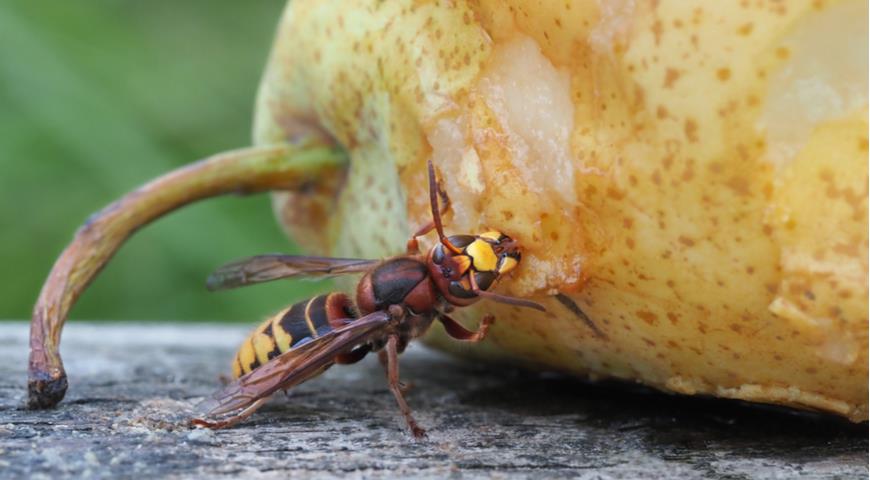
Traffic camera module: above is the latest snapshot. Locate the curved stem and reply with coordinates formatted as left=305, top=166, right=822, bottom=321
left=28, top=140, right=347, bottom=409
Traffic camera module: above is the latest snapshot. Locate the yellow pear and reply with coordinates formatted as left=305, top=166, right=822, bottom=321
left=262, top=0, right=868, bottom=421
left=29, top=0, right=867, bottom=421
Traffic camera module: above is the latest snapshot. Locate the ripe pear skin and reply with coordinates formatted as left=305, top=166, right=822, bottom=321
left=258, top=0, right=868, bottom=421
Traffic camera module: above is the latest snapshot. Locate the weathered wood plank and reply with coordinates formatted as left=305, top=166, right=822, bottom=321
left=0, top=323, right=866, bottom=479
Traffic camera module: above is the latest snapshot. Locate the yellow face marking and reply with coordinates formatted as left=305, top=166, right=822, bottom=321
left=466, top=238, right=498, bottom=272
left=498, top=256, right=518, bottom=275
left=452, top=255, right=472, bottom=276
left=271, top=308, right=293, bottom=353
left=479, top=231, right=503, bottom=242
left=238, top=339, right=257, bottom=375
left=252, top=332, right=276, bottom=365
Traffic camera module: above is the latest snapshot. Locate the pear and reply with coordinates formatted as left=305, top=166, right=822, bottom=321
left=30, top=0, right=867, bottom=421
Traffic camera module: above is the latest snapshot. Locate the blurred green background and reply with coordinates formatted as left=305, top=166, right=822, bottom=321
left=0, top=1, right=327, bottom=322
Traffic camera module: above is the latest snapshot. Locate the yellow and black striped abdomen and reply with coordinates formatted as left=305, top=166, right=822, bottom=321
left=231, top=293, right=357, bottom=378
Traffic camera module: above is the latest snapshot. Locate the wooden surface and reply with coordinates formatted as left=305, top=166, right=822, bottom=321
left=0, top=322, right=866, bottom=479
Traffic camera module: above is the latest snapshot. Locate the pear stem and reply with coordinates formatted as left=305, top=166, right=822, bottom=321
left=28, top=140, right=347, bottom=409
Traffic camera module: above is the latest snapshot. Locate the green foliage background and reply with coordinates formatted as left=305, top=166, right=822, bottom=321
left=0, top=1, right=326, bottom=321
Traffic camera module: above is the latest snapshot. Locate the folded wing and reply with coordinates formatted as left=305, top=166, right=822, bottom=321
left=206, top=254, right=380, bottom=291
left=194, top=310, right=391, bottom=419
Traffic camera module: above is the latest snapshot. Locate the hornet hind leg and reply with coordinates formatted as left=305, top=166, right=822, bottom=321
left=380, top=335, right=427, bottom=439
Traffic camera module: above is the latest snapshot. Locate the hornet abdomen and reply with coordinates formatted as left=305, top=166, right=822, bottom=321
left=232, top=293, right=358, bottom=378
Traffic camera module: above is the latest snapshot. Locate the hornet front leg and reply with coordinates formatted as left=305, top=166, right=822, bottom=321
left=439, top=313, right=494, bottom=342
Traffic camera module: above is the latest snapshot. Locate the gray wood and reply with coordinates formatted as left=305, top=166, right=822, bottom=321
left=0, top=323, right=866, bottom=479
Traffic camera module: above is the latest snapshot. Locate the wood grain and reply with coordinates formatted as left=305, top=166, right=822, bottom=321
left=1, top=323, right=866, bottom=478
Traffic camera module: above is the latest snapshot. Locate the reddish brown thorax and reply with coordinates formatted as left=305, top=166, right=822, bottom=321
left=355, top=257, right=437, bottom=315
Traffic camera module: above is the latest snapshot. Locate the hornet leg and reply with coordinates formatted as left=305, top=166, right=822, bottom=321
left=405, top=166, right=451, bottom=254
left=440, top=313, right=494, bottom=342
left=406, top=221, right=435, bottom=254
left=378, top=350, right=413, bottom=394
left=383, top=335, right=426, bottom=439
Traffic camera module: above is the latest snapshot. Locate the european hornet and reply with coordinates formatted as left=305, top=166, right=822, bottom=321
left=191, top=161, right=545, bottom=438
